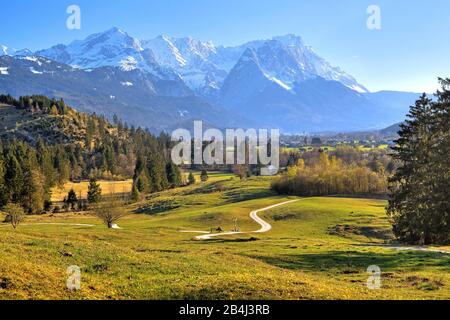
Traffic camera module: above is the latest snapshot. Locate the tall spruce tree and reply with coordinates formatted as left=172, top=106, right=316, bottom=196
left=4, top=151, right=23, bottom=203
left=388, top=79, right=450, bottom=245
left=87, top=178, right=102, bottom=203
left=166, top=162, right=182, bottom=188
left=427, top=78, right=450, bottom=243
left=147, top=154, right=169, bottom=192
left=36, top=139, right=55, bottom=197
left=54, top=146, right=70, bottom=187
left=22, top=169, right=45, bottom=213
left=133, top=155, right=150, bottom=192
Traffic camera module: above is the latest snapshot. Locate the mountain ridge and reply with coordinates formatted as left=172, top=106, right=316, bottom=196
left=10, top=28, right=367, bottom=95
left=0, top=28, right=419, bottom=133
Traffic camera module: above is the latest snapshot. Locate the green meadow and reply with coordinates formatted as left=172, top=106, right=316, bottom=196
left=0, top=173, right=448, bottom=300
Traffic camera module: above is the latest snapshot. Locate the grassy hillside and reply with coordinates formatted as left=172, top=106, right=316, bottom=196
left=0, top=174, right=448, bottom=300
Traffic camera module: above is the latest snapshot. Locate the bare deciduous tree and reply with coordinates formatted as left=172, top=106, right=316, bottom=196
left=93, top=201, right=127, bottom=229
left=3, top=203, right=26, bottom=229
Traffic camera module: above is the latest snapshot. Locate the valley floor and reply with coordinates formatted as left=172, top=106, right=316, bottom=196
left=0, top=174, right=449, bottom=300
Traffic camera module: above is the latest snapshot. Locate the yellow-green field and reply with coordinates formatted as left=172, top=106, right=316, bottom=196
left=282, top=145, right=389, bottom=153
left=51, top=180, right=133, bottom=202
left=182, top=171, right=236, bottom=184
left=356, top=144, right=389, bottom=152
left=1, top=174, right=449, bottom=300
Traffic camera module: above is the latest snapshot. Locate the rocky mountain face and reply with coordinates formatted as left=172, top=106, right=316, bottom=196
left=0, top=55, right=245, bottom=132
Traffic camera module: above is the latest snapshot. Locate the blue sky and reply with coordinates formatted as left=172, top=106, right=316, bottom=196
left=1, top=0, right=449, bottom=93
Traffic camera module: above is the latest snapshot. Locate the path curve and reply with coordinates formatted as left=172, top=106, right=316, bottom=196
left=194, top=199, right=299, bottom=240
left=382, top=245, right=450, bottom=254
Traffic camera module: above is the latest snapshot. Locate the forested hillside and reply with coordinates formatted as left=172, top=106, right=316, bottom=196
left=0, top=95, right=182, bottom=213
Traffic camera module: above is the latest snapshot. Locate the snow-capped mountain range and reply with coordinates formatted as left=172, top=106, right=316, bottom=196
left=1, top=45, right=33, bottom=57
left=0, top=28, right=417, bottom=132
left=29, top=27, right=367, bottom=95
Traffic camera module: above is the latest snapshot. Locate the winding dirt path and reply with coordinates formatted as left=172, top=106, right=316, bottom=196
left=192, top=199, right=299, bottom=240
left=382, top=245, right=450, bottom=254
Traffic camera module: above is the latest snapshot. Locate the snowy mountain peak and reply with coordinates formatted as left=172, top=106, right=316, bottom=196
left=272, top=34, right=305, bottom=46
left=174, top=37, right=218, bottom=57
left=238, top=34, right=369, bottom=93
left=34, top=28, right=369, bottom=94
left=229, top=47, right=293, bottom=91
left=105, top=26, right=125, bottom=34
left=80, top=27, right=142, bottom=52
left=1, top=45, right=8, bottom=55
left=14, top=48, right=34, bottom=56
left=36, top=27, right=150, bottom=72
left=143, top=35, right=187, bottom=67
left=1, top=45, right=35, bottom=57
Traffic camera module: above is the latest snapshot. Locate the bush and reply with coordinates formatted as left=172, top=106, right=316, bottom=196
left=3, top=203, right=26, bottom=229
left=200, top=169, right=209, bottom=182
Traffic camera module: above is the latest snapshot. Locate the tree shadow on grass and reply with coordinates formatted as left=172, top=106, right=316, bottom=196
left=183, top=180, right=275, bottom=203
left=133, top=199, right=181, bottom=215
left=245, top=250, right=450, bottom=273
left=182, top=181, right=223, bottom=195
left=197, top=237, right=260, bottom=244
left=221, top=188, right=276, bottom=204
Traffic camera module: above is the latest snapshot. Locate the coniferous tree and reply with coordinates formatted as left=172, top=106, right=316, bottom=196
left=36, top=139, right=55, bottom=195
left=188, top=172, right=196, bottom=185
left=22, top=169, right=45, bottom=213
left=131, top=184, right=141, bottom=202
left=66, top=189, right=78, bottom=210
left=103, top=145, right=116, bottom=175
left=427, top=78, right=450, bottom=243
left=166, top=162, right=182, bottom=187
left=4, top=151, right=23, bottom=203
left=388, top=79, right=450, bottom=245
left=19, top=147, right=44, bottom=213
left=200, top=169, right=209, bottom=182
left=133, top=155, right=150, bottom=192
left=54, top=146, right=70, bottom=187
left=85, top=115, right=97, bottom=151
left=147, top=154, right=169, bottom=192
left=87, top=178, right=102, bottom=203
